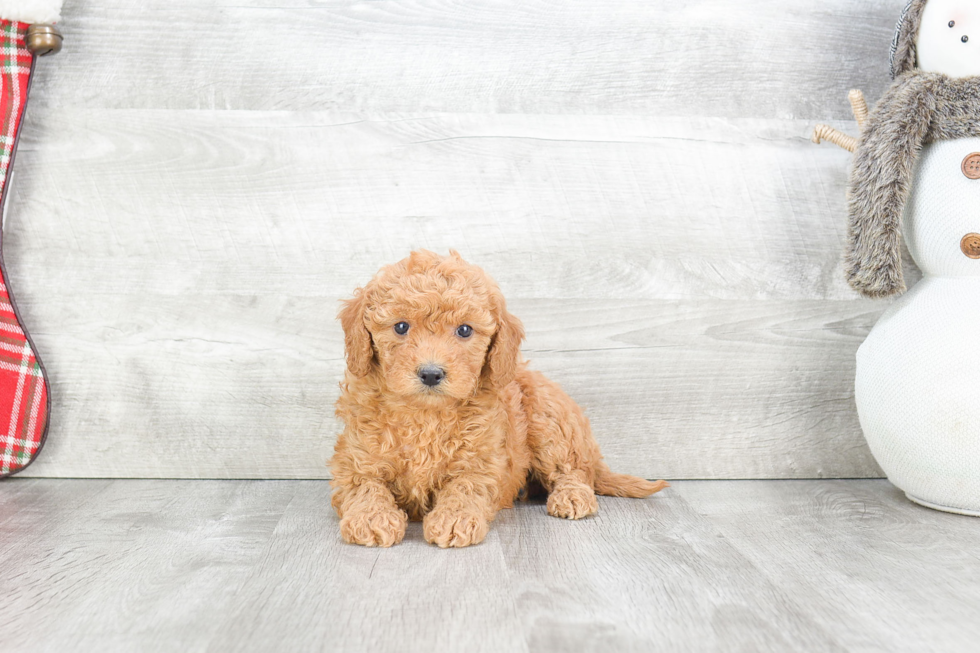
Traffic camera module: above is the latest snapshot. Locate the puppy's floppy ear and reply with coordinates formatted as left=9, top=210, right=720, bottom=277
left=338, top=290, right=374, bottom=377
left=484, top=299, right=525, bottom=388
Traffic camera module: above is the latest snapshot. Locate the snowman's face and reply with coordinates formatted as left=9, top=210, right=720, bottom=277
left=917, top=0, right=980, bottom=77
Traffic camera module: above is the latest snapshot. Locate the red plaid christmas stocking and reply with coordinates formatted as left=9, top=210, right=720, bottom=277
left=0, top=15, right=62, bottom=477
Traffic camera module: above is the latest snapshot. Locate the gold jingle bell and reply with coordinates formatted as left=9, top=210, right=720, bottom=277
left=26, top=24, right=63, bottom=56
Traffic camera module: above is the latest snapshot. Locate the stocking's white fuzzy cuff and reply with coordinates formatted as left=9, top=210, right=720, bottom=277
left=0, top=0, right=62, bottom=24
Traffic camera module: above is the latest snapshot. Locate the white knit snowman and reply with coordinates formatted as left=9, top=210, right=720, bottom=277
left=818, top=0, right=980, bottom=515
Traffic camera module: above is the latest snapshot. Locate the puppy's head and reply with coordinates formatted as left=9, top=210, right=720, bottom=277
left=339, top=250, right=524, bottom=401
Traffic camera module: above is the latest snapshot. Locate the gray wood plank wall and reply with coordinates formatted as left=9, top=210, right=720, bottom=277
left=7, top=0, right=912, bottom=479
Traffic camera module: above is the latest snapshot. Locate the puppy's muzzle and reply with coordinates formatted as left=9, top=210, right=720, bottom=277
left=418, top=365, right=446, bottom=387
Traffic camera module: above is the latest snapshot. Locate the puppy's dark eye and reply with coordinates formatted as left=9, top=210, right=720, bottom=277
left=456, top=325, right=473, bottom=338
left=951, top=20, right=956, bottom=28
left=964, top=35, right=971, bottom=43
left=394, top=322, right=410, bottom=335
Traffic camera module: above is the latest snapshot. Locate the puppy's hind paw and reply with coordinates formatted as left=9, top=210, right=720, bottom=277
left=340, top=506, right=408, bottom=547
left=547, top=484, right=598, bottom=520
left=423, top=508, right=489, bottom=548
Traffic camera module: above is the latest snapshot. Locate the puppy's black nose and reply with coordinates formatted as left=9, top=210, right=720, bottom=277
left=418, top=365, right=445, bottom=387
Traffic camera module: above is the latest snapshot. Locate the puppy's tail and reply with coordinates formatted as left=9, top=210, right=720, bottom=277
left=594, top=464, right=669, bottom=498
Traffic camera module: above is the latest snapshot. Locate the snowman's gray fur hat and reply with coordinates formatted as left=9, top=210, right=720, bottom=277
left=890, top=0, right=928, bottom=78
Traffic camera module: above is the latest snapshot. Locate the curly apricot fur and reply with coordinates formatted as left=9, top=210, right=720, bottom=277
left=331, top=251, right=667, bottom=548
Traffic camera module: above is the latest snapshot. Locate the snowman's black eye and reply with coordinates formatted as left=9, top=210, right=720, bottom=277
left=950, top=20, right=956, bottom=28
left=394, top=322, right=410, bottom=335
left=964, top=35, right=971, bottom=43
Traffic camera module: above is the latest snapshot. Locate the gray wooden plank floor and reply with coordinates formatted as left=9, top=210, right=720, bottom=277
left=1, top=480, right=977, bottom=652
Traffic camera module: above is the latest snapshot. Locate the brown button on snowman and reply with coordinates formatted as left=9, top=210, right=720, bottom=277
left=816, top=0, right=980, bottom=516
left=962, top=152, right=980, bottom=179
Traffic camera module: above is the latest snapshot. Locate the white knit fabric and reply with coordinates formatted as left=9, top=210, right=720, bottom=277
left=0, top=0, right=62, bottom=24
left=857, top=138, right=980, bottom=515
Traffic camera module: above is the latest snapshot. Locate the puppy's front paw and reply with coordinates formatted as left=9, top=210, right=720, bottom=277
left=423, top=508, right=489, bottom=548
left=340, top=506, right=408, bottom=547
left=547, top=484, right=598, bottom=520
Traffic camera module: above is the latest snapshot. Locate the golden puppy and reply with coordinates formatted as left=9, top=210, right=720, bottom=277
left=331, top=250, right=667, bottom=548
